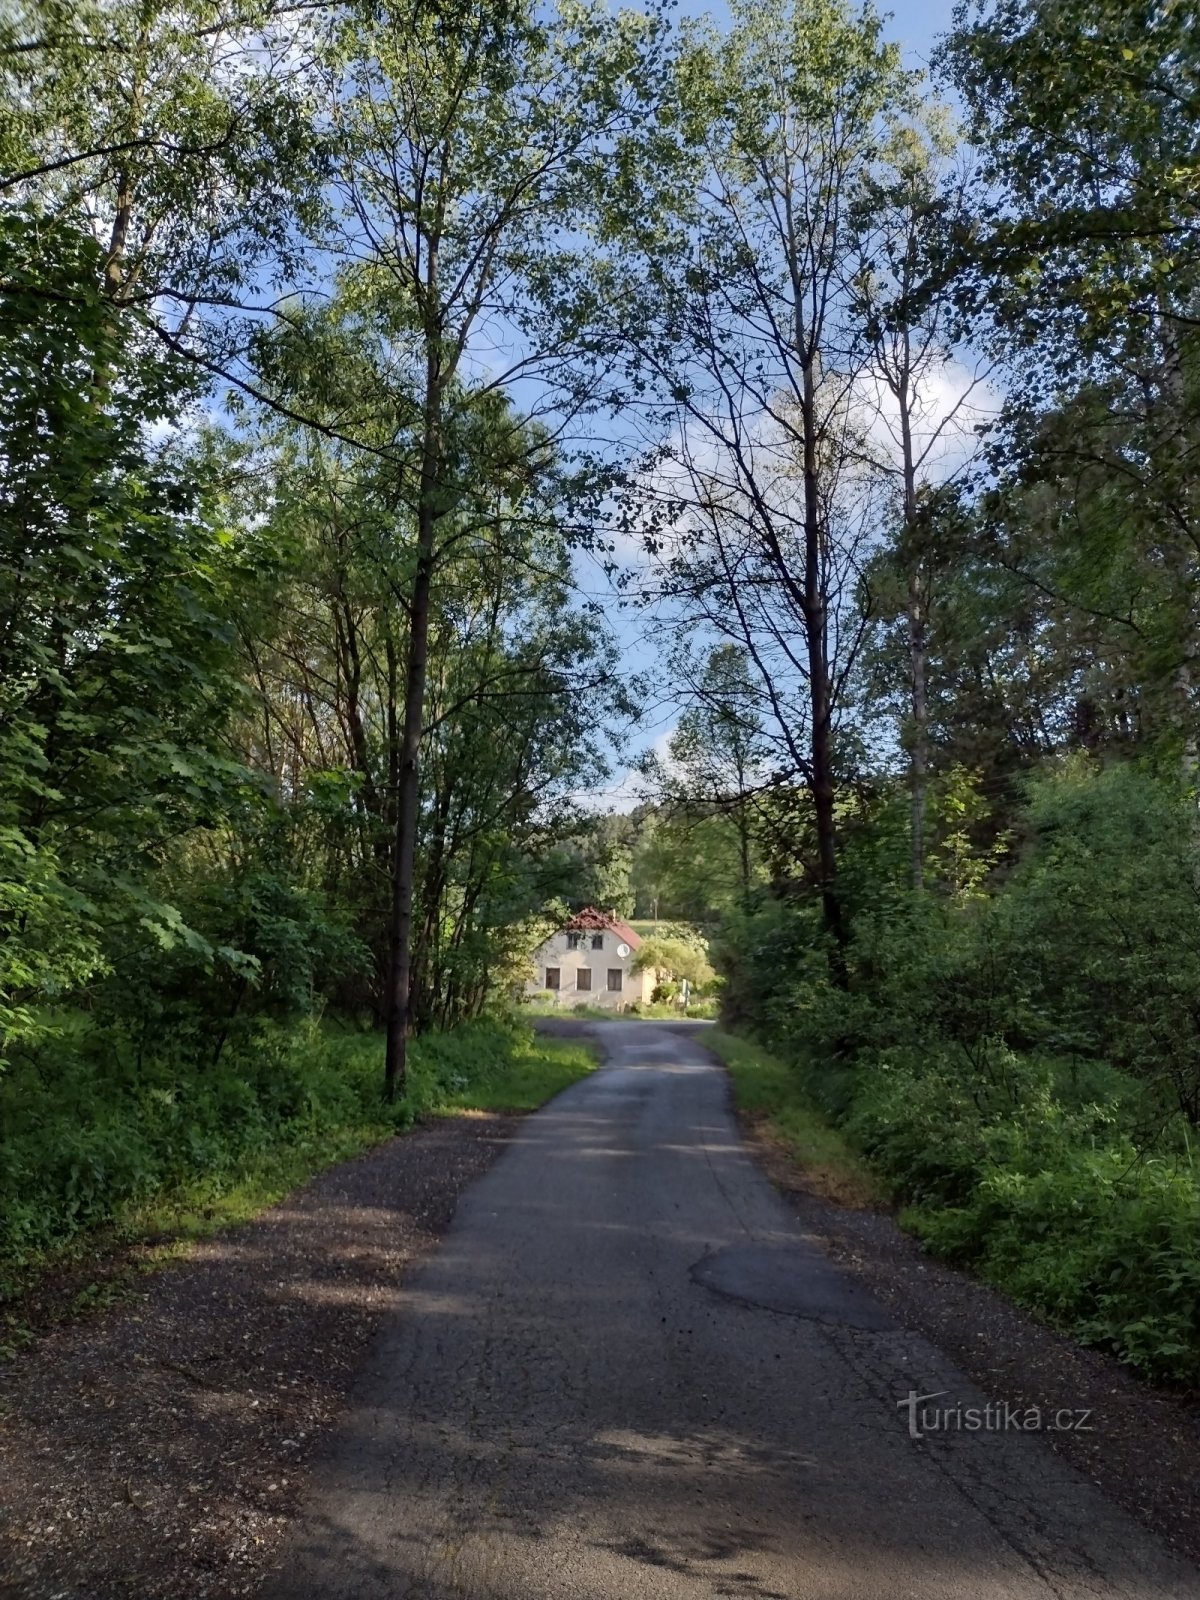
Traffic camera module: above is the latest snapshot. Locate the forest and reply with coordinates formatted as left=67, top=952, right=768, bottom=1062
left=3, top=0, right=1200, bottom=1385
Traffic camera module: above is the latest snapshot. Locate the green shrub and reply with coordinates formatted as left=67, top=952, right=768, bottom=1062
left=717, top=762, right=1200, bottom=1384
left=904, top=1146, right=1200, bottom=1383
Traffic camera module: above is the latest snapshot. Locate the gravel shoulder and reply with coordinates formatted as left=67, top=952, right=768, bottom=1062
left=0, top=1113, right=518, bottom=1600
left=738, top=1103, right=1200, bottom=1568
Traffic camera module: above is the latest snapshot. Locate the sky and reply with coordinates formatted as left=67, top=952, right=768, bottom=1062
left=862, top=0, right=956, bottom=70
left=571, top=0, right=967, bottom=814
left=692, top=0, right=955, bottom=70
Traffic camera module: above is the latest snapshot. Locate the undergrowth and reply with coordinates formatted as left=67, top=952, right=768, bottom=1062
left=0, top=1015, right=595, bottom=1308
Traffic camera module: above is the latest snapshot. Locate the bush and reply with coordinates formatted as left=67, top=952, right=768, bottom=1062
left=633, top=936, right=716, bottom=990
left=717, top=760, right=1200, bottom=1384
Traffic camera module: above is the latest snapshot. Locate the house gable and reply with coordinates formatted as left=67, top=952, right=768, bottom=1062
left=527, top=906, right=651, bottom=1009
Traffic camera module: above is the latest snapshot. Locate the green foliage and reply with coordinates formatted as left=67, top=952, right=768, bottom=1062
left=637, top=647, right=769, bottom=921
left=247, top=302, right=638, bottom=1033
left=1006, top=763, right=1200, bottom=1104
left=936, top=0, right=1200, bottom=781
left=3, top=0, right=676, bottom=1110
left=943, top=0, right=1200, bottom=367
left=852, top=1065, right=1200, bottom=1383
left=632, top=936, right=716, bottom=990
left=0, top=1016, right=594, bottom=1286
left=631, top=807, right=759, bottom=925
left=539, top=817, right=637, bottom=920
left=414, top=1027, right=596, bottom=1113
left=0, top=207, right=277, bottom=1061
left=723, top=760, right=1200, bottom=1382
left=1, top=0, right=324, bottom=300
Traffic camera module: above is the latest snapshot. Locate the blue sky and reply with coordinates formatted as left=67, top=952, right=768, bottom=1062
left=577, top=0, right=966, bottom=811
left=689, top=0, right=956, bottom=67
left=863, top=0, right=956, bottom=69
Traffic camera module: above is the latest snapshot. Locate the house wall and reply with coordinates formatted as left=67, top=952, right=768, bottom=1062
left=525, top=927, right=653, bottom=1010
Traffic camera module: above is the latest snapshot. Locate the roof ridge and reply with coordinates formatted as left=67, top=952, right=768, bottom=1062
left=562, top=905, right=641, bottom=947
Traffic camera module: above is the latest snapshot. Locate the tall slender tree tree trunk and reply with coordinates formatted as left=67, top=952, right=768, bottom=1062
left=897, top=368, right=928, bottom=889
left=800, top=363, right=845, bottom=958
left=384, top=335, right=442, bottom=1102
left=737, top=807, right=752, bottom=913
left=907, top=565, right=928, bottom=887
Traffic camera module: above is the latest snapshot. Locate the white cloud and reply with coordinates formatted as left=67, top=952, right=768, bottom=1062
left=620, top=352, right=1002, bottom=584
left=855, top=355, right=1002, bottom=488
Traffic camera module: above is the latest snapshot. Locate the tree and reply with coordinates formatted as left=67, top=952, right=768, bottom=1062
left=0, top=211, right=267, bottom=1059
left=320, top=0, right=672, bottom=1097
left=0, top=0, right=339, bottom=1068
left=240, top=302, right=634, bottom=1030
left=851, top=114, right=990, bottom=885
left=644, top=645, right=768, bottom=913
left=632, top=937, right=715, bottom=991
left=942, top=0, right=1200, bottom=369
left=539, top=814, right=638, bottom=919
left=943, top=0, right=1200, bottom=785
left=1, top=0, right=323, bottom=355
left=629, top=0, right=913, bottom=959
left=629, top=810, right=667, bottom=922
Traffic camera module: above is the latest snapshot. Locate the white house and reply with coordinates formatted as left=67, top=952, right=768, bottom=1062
left=525, top=907, right=655, bottom=1011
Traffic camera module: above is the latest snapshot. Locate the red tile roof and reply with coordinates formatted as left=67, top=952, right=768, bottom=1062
left=563, top=906, right=642, bottom=949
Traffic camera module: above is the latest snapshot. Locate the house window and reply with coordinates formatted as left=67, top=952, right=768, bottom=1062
left=576, top=968, right=592, bottom=992
left=545, top=967, right=560, bottom=990
left=567, top=932, right=582, bottom=950
left=607, top=969, right=623, bottom=992
left=591, top=933, right=604, bottom=949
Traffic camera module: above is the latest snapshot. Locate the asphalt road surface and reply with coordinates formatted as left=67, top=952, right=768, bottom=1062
left=263, top=1022, right=1200, bottom=1600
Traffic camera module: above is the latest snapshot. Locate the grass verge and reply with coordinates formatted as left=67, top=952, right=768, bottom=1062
left=711, top=1022, right=1200, bottom=1384
left=522, top=999, right=719, bottom=1021
left=705, top=1028, right=879, bottom=1209
left=423, top=1028, right=597, bottom=1113
left=0, top=1018, right=596, bottom=1353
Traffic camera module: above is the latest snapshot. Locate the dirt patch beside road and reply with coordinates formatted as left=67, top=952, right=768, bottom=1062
left=0, top=1114, right=517, bottom=1600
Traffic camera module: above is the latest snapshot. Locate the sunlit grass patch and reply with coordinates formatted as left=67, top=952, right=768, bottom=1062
left=706, top=1029, right=879, bottom=1209
left=429, top=1033, right=597, bottom=1113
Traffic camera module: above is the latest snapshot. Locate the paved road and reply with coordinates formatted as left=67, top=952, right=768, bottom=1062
left=264, top=1022, right=1200, bottom=1599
